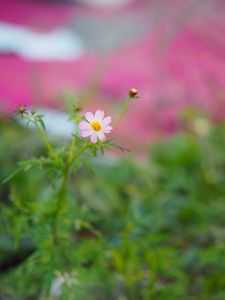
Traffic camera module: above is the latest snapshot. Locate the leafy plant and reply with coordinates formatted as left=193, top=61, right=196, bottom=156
left=1, top=101, right=225, bottom=299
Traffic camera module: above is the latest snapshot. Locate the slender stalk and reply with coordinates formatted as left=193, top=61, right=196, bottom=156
left=69, top=143, right=89, bottom=167
left=22, top=115, right=35, bottom=124
left=51, top=167, right=68, bottom=245
left=51, top=143, right=89, bottom=244
left=21, top=116, right=86, bottom=247
left=67, top=128, right=78, bottom=165
left=113, top=96, right=131, bottom=129
left=23, top=115, right=61, bottom=164
left=34, top=121, right=61, bottom=164
left=52, top=141, right=89, bottom=244
left=56, top=168, right=68, bottom=217
left=22, top=116, right=89, bottom=245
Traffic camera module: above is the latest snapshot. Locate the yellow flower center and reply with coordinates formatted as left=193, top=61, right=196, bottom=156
left=91, top=121, right=102, bottom=131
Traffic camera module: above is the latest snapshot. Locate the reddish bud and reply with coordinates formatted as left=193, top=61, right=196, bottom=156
left=17, top=104, right=27, bottom=114
left=73, top=102, right=82, bottom=112
left=128, top=88, right=138, bottom=98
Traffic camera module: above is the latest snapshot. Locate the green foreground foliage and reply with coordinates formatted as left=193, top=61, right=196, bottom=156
left=1, top=119, right=225, bottom=299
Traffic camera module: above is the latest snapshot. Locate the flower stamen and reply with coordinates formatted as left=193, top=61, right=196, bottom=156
left=91, top=121, right=102, bottom=131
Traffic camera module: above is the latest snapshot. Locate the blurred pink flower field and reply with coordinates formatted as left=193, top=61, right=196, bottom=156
left=0, top=0, right=225, bottom=153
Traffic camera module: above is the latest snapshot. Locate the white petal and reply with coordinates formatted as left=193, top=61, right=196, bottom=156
left=90, top=132, right=97, bottom=143
left=95, top=109, right=104, bottom=121
left=103, top=125, right=113, bottom=133
left=79, top=121, right=91, bottom=130
left=85, top=112, right=95, bottom=123
left=97, top=131, right=106, bottom=142
left=80, top=129, right=92, bottom=137
left=101, top=116, right=111, bottom=126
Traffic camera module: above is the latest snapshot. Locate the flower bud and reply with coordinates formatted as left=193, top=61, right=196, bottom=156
left=14, top=103, right=28, bottom=115
left=19, top=106, right=27, bottom=113
left=31, top=108, right=37, bottom=115
left=73, top=102, right=82, bottom=112
left=128, top=88, right=138, bottom=98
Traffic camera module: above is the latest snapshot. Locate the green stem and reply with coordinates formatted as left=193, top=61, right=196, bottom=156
left=23, top=115, right=61, bottom=164
left=67, top=128, right=78, bottom=165
left=56, top=168, right=68, bottom=217
left=113, top=96, right=131, bottom=129
left=69, top=143, right=89, bottom=167
left=22, top=116, right=89, bottom=245
left=34, top=121, right=61, bottom=164
left=51, top=167, right=68, bottom=245
left=52, top=141, right=89, bottom=244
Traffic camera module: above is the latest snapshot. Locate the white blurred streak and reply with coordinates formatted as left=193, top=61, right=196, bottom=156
left=0, top=22, right=84, bottom=61
left=76, top=0, right=133, bottom=9
left=19, top=108, right=76, bottom=139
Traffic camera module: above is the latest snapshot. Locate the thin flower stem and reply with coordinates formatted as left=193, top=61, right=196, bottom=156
left=22, top=115, right=35, bottom=123
left=52, top=141, right=89, bottom=244
left=51, top=167, right=68, bottom=245
left=67, top=128, right=78, bottom=165
left=22, top=115, right=61, bottom=164
left=56, top=168, right=68, bottom=217
left=69, top=143, right=89, bottom=167
left=113, top=95, right=131, bottom=129
left=34, top=121, right=61, bottom=164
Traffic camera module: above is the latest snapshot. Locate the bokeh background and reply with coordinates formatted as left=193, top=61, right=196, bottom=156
left=1, top=0, right=225, bottom=152
left=1, top=0, right=225, bottom=299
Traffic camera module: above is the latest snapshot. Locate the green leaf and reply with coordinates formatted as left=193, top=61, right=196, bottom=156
left=71, top=159, right=82, bottom=173
left=71, top=133, right=81, bottom=140
left=39, top=119, right=46, bottom=130
left=36, top=114, right=45, bottom=119
left=74, top=219, right=100, bottom=236
left=100, top=145, right=104, bottom=156
left=109, top=143, right=131, bottom=152
left=20, top=156, right=58, bottom=168
left=2, top=166, right=23, bottom=184
left=25, top=120, right=30, bottom=128
left=102, top=138, right=114, bottom=144
left=92, top=147, right=97, bottom=157
left=112, top=249, right=124, bottom=273
left=49, top=171, right=56, bottom=189
left=83, top=161, right=96, bottom=175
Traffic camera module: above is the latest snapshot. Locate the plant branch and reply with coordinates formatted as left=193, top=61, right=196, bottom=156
left=22, top=115, right=61, bottom=164
left=51, top=167, right=68, bottom=245
left=113, top=96, right=131, bottom=129
left=69, top=143, right=89, bottom=167
left=67, top=128, right=78, bottom=165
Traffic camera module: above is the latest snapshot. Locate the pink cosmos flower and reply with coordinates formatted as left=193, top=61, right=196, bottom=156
left=78, top=109, right=113, bottom=144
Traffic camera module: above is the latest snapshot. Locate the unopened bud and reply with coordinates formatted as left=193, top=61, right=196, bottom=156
left=128, top=88, right=138, bottom=98
left=73, top=101, right=82, bottom=112
left=17, top=103, right=27, bottom=114
left=13, top=103, right=28, bottom=115
left=19, top=106, right=26, bottom=113
left=31, top=108, right=36, bottom=115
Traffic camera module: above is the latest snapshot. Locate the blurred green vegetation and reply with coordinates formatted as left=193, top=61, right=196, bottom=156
left=1, top=118, right=225, bottom=299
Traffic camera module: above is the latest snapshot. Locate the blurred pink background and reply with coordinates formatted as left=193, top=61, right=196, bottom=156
left=0, top=0, right=225, bottom=153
